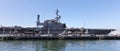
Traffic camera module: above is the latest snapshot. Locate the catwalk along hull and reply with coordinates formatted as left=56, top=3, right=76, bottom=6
left=87, top=29, right=114, bottom=34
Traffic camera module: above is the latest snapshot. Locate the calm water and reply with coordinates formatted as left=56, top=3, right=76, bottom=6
left=0, top=40, right=120, bottom=51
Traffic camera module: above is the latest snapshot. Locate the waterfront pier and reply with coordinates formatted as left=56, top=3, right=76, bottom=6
left=0, top=34, right=120, bottom=40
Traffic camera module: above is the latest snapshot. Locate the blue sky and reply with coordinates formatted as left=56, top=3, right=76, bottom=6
left=0, top=0, right=120, bottom=29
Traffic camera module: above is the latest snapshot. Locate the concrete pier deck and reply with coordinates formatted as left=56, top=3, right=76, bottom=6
left=0, top=34, right=120, bottom=40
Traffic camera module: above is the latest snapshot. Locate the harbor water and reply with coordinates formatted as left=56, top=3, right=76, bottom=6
left=0, top=40, right=120, bottom=51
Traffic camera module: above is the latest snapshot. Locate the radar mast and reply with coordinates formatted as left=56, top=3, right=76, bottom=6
left=55, top=9, right=61, bottom=22
left=36, top=14, right=40, bottom=27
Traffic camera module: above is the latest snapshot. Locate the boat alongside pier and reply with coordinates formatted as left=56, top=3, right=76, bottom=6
left=0, top=10, right=117, bottom=40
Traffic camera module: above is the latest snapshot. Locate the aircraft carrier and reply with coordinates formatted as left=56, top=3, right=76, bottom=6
left=0, top=10, right=116, bottom=40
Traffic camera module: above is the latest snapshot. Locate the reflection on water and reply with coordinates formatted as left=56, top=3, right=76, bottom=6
left=0, top=40, right=120, bottom=51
